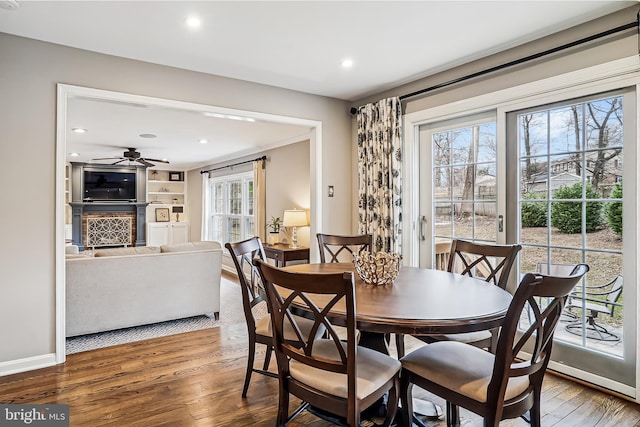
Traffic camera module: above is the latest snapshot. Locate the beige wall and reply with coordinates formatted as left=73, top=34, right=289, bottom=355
left=0, top=33, right=351, bottom=366
left=187, top=139, right=311, bottom=247
left=352, top=6, right=638, bottom=110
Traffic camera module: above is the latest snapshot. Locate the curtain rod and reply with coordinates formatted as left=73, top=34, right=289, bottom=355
left=397, top=15, right=639, bottom=102
left=200, top=155, right=266, bottom=174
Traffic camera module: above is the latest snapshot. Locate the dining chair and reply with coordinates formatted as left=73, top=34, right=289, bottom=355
left=253, top=258, right=401, bottom=427
left=399, top=263, right=589, bottom=427
left=316, top=233, right=373, bottom=263
left=397, top=239, right=522, bottom=358
left=225, top=237, right=323, bottom=398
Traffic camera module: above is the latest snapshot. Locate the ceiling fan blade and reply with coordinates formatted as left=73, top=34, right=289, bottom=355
left=143, top=158, right=170, bottom=164
left=137, top=159, right=155, bottom=167
left=111, top=159, right=127, bottom=165
left=92, top=157, right=123, bottom=161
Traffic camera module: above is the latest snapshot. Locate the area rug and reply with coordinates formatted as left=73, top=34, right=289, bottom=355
left=66, top=276, right=245, bottom=354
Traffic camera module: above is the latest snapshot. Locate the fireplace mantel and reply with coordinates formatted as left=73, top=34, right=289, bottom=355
left=70, top=202, right=149, bottom=250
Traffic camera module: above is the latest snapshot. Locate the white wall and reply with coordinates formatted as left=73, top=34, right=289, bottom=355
left=0, top=33, right=351, bottom=369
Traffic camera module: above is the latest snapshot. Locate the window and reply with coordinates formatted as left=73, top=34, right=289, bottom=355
left=207, top=172, right=254, bottom=244
left=516, top=93, right=625, bottom=357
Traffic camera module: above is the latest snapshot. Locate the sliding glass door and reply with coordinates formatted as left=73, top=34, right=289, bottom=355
left=509, top=89, right=636, bottom=386
left=418, top=113, right=499, bottom=268
left=416, top=88, right=636, bottom=391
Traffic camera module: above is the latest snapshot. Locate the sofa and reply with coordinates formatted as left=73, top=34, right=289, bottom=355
left=66, top=241, right=223, bottom=337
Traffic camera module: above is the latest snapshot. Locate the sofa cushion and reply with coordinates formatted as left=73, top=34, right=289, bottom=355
left=93, top=246, right=161, bottom=257
left=160, top=241, right=222, bottom=252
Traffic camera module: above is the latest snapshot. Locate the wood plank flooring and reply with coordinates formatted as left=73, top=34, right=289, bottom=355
left=2, top=306, right=640, bottom=425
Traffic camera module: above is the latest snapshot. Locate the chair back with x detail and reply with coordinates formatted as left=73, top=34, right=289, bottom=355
left=448, top=239, right=522, bottom=290
left=397, top=240, right=523, bottom=357
left=400, top=263, right=589, bottom=427
left=253, top=258, right=400, bottom=427
left=316, top=233, right=373, bottom=263
left=225, top=237, right=276, bottom=397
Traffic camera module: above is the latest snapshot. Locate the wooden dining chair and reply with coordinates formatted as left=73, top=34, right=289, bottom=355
left=396, top=239, right=522, bottom=358
left=399, top=263, right=589, bottom=427
left=253, top=258, right=401, bottom=427
left=316, top=233, right=373, bottom=263
left=225, top=237, right=323, bottom=397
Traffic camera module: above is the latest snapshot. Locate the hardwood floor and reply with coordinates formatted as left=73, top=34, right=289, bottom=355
left=2, top=316, right=640, bottom=425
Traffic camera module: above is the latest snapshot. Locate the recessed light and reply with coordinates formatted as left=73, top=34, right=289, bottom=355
left=199, top=139, right=208, bottom=144
left=203, top=112, right=256, bottom=122
left=69, top=152, right=80, bottom=157
left=139, top=133, right=157, bottom=139
left=341, top=58, right=354, bottom=68
left=72, top=128, right=87, bottom=133
left=185, top=16, right=201, bottom=29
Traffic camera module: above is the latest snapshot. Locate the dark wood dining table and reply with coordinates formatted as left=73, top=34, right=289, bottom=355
left=284, top=262, right=513, bottom=421
left=285, top=262, right=513, bottom=353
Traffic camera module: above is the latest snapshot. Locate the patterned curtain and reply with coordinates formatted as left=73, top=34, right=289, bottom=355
left=357, top=97, right=402, bottom=253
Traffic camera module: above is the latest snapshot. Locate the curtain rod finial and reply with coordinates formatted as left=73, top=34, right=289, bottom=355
left=350, top=107, right=357, bottom=115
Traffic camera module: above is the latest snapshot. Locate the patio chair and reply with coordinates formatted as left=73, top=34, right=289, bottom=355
left=565, top=274, right=623, bottom=342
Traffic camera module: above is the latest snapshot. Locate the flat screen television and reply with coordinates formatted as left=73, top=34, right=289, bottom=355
left=83, top=170, right=137, bottom=201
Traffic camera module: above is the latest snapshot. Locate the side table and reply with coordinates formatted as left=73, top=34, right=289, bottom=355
left=263, top=243, right=310, bottom=267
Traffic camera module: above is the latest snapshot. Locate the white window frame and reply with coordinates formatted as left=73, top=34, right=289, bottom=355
left=403, top=55, right=640, bottom=399
left=207, top=171, right=254, bottom=244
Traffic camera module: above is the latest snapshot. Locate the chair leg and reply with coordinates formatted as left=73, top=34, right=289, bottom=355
left=242, top=336, right=256, bottom=398
left=382, top=377, right=400, bottom=427
left=399, top=374, right=414, bottom=427
left=263, top=345, right=273, bottom=371
left=276, top=382, right=290, bottom=427
left=529, top=386, right=542, bottom=427
left=446, top=402, right=459, bottom=427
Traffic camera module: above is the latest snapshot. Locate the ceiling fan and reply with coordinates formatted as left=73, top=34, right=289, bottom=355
left=92, top=148, right=169, bottom=167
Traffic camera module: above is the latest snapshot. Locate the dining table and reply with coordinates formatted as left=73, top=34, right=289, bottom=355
left=284, top=262, right=513, bottom=353
left=283, top=262, right=513, bottom=421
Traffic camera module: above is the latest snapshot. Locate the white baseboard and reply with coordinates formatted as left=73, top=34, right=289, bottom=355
left=0, top=353, right=58, bottom=377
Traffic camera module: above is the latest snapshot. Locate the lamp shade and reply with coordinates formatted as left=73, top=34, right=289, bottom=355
left=283, top=209, right=308, bottom=227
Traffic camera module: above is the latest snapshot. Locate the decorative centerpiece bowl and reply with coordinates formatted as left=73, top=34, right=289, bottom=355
left=353, top=251, right=402, bottom=286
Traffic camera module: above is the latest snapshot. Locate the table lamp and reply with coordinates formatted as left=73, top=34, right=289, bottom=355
left=172, top=206, right=184, bottom=222
left=283, top=209, right=308, bottom=248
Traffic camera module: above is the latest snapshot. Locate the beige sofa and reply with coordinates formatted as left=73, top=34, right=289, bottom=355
left=66, top=241, right=223, bottom=337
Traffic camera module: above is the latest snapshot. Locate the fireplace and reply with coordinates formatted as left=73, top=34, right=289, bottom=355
left=69, top=162, right=148, bottom=250
left=70, top=202, right=148, bottom=250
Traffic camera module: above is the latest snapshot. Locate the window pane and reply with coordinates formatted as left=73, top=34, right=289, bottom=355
left=229, top=181, right=242, bottom=215
left=227, top=217, right=241, bottom=243
left=518, top=93, right=624, bottom=357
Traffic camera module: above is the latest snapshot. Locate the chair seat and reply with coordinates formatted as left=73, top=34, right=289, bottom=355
left=428, top=329, right=492, bottom=344
left=255, top=314, right=321, bottom=341
left=401, top=341, right=529, bottom=403
left=290, top=339, right=401, bottom=400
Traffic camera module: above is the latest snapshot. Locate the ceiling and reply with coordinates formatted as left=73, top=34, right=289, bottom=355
left=0, top=1, right=635, bottom=170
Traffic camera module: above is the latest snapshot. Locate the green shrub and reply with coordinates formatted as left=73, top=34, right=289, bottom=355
left=604, top=183, right=623, bottom=235
left=551, top=183, right=602, bottom=233
left=521, top=192, right=547, bottom=227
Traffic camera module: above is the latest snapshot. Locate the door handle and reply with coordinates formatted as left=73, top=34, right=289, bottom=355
left=420, top=216, right=427, bottom=241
